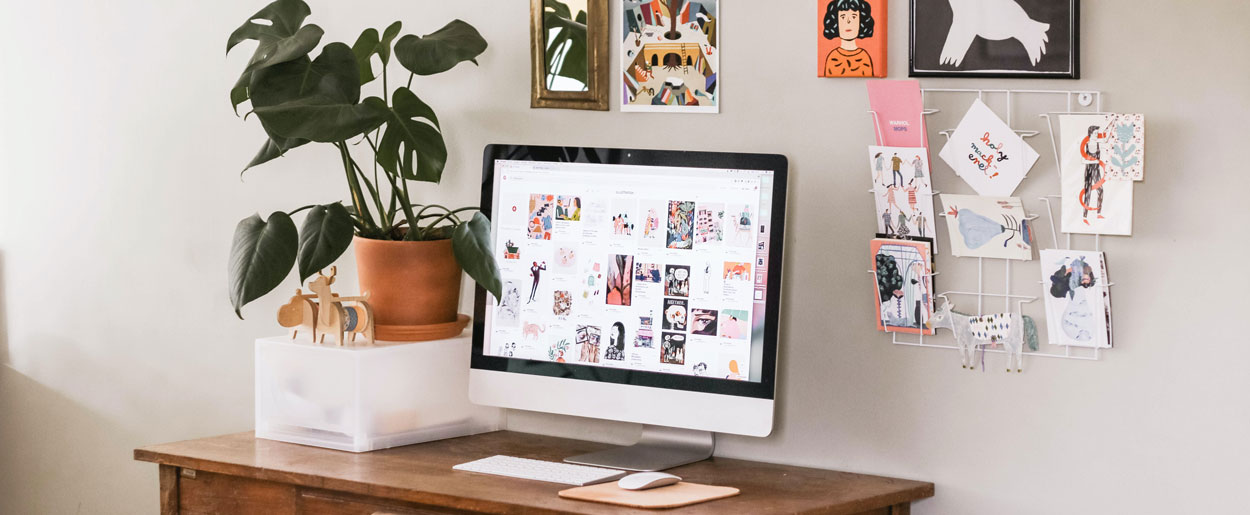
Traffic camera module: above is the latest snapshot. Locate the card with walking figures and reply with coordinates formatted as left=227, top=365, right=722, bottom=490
left=939, top=194, right=1033, bottom=260
left=1059, top=114, right=1137, bottom=235
left=869, top=146, right=936, bottom=241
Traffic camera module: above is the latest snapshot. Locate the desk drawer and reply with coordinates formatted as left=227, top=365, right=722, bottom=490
left=298, top=491, right=450, bottom=515
left=178, top=470, right=296, bottom=514
left=176, top=469, right=451, bottom=515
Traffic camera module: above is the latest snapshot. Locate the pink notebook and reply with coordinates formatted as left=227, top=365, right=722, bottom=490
left=867, top=80, right=929, bottom=149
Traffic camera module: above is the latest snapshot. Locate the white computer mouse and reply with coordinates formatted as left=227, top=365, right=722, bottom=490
left=617, top=472, right=681, bottom=490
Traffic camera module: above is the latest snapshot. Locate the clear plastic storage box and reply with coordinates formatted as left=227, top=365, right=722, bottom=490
left=255, top=334, right=500, bottom=452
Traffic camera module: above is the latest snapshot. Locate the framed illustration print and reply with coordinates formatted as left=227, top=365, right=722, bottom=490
left=622, top=0, right=719, bottom=113
left=909, top=0, right=1079, bottom=79
left=817, top=0, right=888, bottom=78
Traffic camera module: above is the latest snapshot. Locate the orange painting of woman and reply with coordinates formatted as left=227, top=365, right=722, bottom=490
left=820, top=0, right=884, bottom=78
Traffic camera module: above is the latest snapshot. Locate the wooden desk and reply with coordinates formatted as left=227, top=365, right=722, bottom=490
left=134, top=431, right=933, bottom=514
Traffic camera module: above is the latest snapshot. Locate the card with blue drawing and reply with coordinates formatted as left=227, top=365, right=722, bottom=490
left=1064, top=113, right=1145, bottom=182
left=1039, top=249, right=1112, bottom=348
left=939, top=194, right=1033, bottom=260
left=1104, top=114, right=1145, bottom=181
left=938, top=99, right=1039, bottom=197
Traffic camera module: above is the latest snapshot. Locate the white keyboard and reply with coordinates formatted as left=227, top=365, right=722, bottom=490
left=453, top=455, right=627, bottom=486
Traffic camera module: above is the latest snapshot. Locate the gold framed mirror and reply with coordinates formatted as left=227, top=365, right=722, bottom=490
left=531, top=0, right=609, bottom=110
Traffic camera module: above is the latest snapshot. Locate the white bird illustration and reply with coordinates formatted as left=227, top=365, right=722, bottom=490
left=940, top=0, right=1050, bottom=67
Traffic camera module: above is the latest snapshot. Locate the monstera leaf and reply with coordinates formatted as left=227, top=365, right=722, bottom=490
left=375, top=87, right=446, bottom=182
left=229, top=212, right=299, bottom=318
left=543, top=0, right=588, bottom=86
left=352, top=21, right=403, bottom=85
left=452, top=212, right=502, bottom=301
left=250, top=43, right=387, bottom=142
left=243, top=135, right=309, bottom=173
left=297, top=203, right=355, bottom=282
left=225, top=0, right=323, bottom=113
left=395, top=20, right=488, bottom=76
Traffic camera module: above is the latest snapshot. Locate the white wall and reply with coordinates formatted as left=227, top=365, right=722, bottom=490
left=2, top=1, right=1248, bottom=513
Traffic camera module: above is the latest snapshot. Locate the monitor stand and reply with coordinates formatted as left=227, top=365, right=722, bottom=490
left=563, top=425, right=715, bottom=472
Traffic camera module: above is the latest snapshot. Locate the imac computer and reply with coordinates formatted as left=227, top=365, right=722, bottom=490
left=470, top=145, right=787, bottom=471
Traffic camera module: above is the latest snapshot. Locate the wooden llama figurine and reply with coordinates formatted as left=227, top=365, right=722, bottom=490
left=276, top=289, right=318, bottom=341
left=307, top=267, right=376, bottom=346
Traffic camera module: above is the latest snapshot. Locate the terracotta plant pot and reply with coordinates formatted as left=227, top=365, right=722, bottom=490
left=353, top=236, right=470, bottom=341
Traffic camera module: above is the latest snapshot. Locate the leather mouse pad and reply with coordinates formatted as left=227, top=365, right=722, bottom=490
left=558, top=481, right=740, bottom=509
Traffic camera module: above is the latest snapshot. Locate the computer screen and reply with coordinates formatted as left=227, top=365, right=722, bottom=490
left=472, top=146, right=786, bottom=399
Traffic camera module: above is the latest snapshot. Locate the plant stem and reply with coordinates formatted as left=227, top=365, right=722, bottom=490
left=424, top=206, right=476, bottom=228
left=286, top=204, right=319, bottom=216
left=378, top=160, right=417, bottom=238
left=414, top=205, right=478, bottom=240
left=346, top=151, right=389, bottom=230
left=383, top=59, right=390, bottom=105
left=364, top=134, right=420, bottom=239
left=337, top=142, right=377, bottom=231
left=422, top=211, right=461, bottom=238
left=377, top=58, right=388, bottom=210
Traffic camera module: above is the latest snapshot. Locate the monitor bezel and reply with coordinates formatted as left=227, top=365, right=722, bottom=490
left=471, top=144, right=787, bottom=400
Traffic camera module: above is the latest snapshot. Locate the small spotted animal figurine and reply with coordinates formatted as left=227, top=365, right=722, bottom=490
left=276, top=289, right=318, bottom=341
left=928, top=299, right=1038, bottom=372
left=306, top=267, right=376, bottom=346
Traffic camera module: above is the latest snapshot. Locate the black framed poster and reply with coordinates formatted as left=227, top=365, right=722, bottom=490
left=909, top=0, right=1079, bottom=78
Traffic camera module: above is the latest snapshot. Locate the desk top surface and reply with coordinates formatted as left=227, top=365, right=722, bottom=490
left=134, top=431, right=933, bottom=515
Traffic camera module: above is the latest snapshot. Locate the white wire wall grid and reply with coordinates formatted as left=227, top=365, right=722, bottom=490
left=867, top=88, right=1115, bottom=366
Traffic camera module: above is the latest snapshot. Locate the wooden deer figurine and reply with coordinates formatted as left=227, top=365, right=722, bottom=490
left=307, top=267, right=376, bottom=346
left=276, top=288, right=318, bottom=341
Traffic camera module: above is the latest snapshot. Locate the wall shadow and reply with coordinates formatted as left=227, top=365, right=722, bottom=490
left=0, top=366, right=152, bottom=514
left=0, top=250, right=8, bottom=365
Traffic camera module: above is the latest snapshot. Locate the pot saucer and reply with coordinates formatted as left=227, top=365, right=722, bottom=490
left=375, top=314, right=471, bottom=342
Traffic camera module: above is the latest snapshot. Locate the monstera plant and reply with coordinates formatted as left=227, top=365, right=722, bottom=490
left=225, top=0, right=501, bottom=329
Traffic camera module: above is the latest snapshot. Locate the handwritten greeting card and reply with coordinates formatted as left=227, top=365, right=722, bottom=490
left=938, top=99, right=1038, bottom=196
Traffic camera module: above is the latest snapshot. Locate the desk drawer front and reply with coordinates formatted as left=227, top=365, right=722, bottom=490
left=175, top=469, right=451, bottom=515
left=178, top=470, right=296, bottom=514
left=299, top=491, right=449, bottom=514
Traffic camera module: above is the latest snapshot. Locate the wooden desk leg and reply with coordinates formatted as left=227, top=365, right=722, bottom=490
left=888, top=502, right=910, bottom=515
left=158, top=464, right=180, bottom=515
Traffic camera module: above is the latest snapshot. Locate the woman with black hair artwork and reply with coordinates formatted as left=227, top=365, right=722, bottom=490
left=821, top=0, right=879, bottom=77
left=605, top=322, right=626, bottom=361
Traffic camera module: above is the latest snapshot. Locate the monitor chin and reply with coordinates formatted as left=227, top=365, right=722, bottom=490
left=469, top=369, right=774, bottom=438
